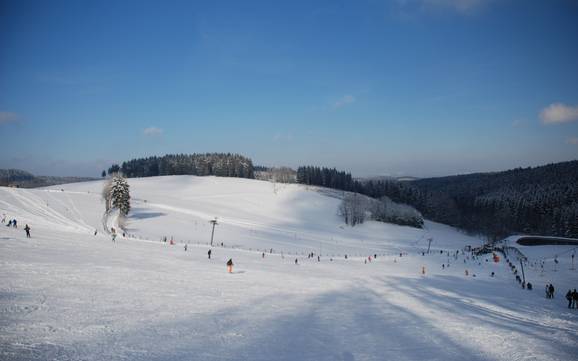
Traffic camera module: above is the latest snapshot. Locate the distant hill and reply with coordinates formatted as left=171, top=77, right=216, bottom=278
left=298, top=160, right=578, bottom=240
left=371, top=160, right=578, bottom=240
left=0, top=169, right=97, bottom=188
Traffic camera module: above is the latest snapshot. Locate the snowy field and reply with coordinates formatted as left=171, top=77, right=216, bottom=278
left=1, top=176, right=577, bottom=361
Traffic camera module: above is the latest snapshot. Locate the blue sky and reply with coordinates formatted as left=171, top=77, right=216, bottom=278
left=1, top=0, right=577, bottom=177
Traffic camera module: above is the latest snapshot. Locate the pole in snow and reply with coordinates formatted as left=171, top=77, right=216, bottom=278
left=209, top=218, right=218, bottom=246
left=519, top=259, right=526, bottom=286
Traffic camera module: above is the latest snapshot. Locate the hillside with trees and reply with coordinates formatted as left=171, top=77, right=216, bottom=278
left=108, top=153, right=254, bottom=179
left=296, top=161, right=578, bottom=239
left=359, top=161, right=578, bottom=240
left=0, top=169, right=96, bottom=188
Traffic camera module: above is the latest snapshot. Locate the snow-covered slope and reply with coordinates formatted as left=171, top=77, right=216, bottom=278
left=1, top=176, right=577, bottom=361
left=4, top=176, right=483, bottom=255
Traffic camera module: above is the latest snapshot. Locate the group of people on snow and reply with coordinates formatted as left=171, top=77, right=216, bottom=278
left=4, top=218, right=17, bottom=228
left=2, top=214, right=31, bottom=237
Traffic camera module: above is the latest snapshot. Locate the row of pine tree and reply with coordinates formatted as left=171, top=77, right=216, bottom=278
left=107, top=153, right=254, bottom=179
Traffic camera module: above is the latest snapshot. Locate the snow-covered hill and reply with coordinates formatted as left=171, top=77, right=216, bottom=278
left=1, top=176, right=577, bottom=361
left=4, top=176, right=483, bottom=256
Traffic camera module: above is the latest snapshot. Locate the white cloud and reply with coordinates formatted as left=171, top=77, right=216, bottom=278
left=273, top=132, right=293, bottom=142
left=143, top=127, right=163, bottom=136
left=422, top=0, right=486, bottom=13
left=0, top=112, right=19, bottom=124
left=540, top=103, right=578, bottom=124
left=567, top=137, right=578, bottom=145
left=333, top=95, right=356, bottom=109
left=395, top=0, right=489, bottom=15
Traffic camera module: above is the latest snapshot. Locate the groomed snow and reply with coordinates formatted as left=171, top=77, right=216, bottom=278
left=1, top=176, right=577, bottom=361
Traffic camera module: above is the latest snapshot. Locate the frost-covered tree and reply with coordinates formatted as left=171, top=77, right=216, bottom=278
left=110, top=175, right=131, bottom=216
left=102, top=177, right=113, bottom=212
left=339, top=193, right=366, bottom=226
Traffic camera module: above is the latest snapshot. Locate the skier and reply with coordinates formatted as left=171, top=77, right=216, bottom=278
left=94, top=230, right=97, bottom=236
left=572, top=289, right=578, bottom=309
left=566, top=290, right=573, bottom=308
left=24, top=224, right=31, bottom=238
left=226, top=259, right=233, bottom=273
left=295, top=258, right=298, bottom=265
left=549, top=284, right=555, bottom=299
left=208, top=249, right=212, bottom=259
left=12, top=219, right=17, bottom=228
left=262, top=252, right=265, bottom=259
left=6, top=220, right=12, bottom=227
left=184, top=244, right=188, bottom=252
left=545, top=284, right=550, bottom=299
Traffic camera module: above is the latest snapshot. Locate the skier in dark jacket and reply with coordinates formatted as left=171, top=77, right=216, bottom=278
left=549, top=284, right=555, bottom=299
left=567, top=290, right=573, bottom=308
left=572, top=289, right=578, bottom=309
left=24, top=224, right=31, bottom=238
left=208, top=249, right=212, bottom=259
left=12, top=219, right=17, bottom=228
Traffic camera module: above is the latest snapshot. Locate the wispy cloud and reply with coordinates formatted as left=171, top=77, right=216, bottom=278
left=511, top=119, right=524, bottom=128
left=422, top=0, right=486, bottom=13
left=333, top=95, right=356, bottom=109
left=395, top=0, right=490, bottom=15
left=143, top=126, right=163, bottom=136
left=0, top=112, right=19, bottom=125
left=273, top=132, right=293, bottom=142
left=540, top=103, right=578, bottom=124
left=567, top=137, right=578, bottom=145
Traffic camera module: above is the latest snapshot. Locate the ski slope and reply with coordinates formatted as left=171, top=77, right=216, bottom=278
left=1, top=176, right=577, bottom=361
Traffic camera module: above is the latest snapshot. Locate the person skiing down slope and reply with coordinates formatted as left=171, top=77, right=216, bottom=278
left=208, top=249, right=212, bottom=259
left=24, top=224, right=31, bottom=238
left=227, top=259, right=233, bottom=273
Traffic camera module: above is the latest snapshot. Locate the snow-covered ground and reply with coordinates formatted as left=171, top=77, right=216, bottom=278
left=1, top=176, right=577, bottom=361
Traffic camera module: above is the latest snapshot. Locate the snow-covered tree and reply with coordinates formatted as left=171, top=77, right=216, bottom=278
left=339, top=193, right=367, bottom=226
left=110, top=174, right=131, bottom=216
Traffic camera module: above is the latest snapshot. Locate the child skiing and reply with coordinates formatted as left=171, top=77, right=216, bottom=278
left=24, top=224, right=31, bottom=238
